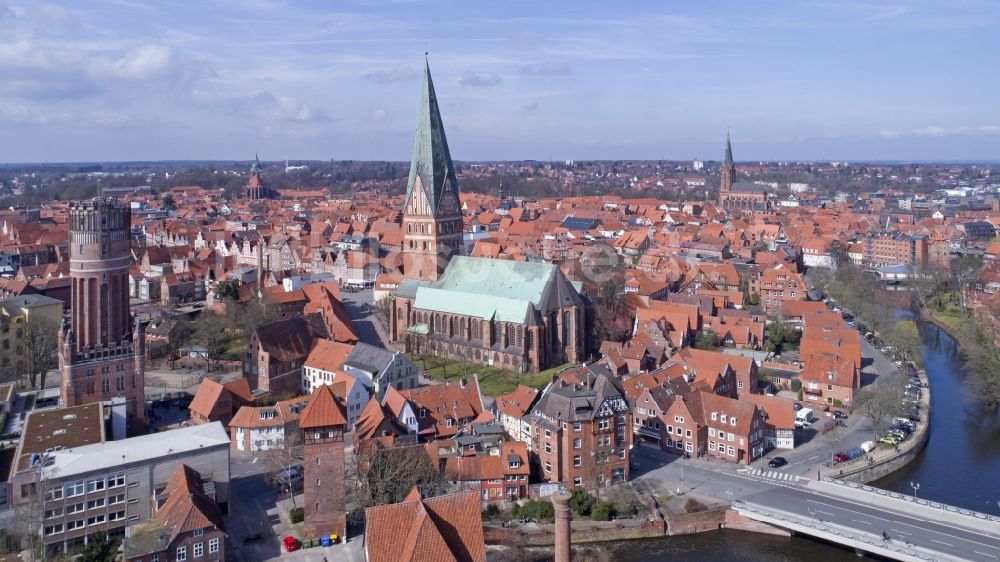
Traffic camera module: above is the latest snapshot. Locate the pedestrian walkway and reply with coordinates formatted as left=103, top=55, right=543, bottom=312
left=741, top=467, right=804, bottom=483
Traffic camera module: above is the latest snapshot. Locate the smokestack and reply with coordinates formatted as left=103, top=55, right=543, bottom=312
left=551, top=490, right=572, bottom=562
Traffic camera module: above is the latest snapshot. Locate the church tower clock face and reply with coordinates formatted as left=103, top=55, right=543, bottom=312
left=439, top=191, right=458, bottom=215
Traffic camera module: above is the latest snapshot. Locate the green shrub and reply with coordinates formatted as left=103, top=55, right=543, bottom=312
left=569, top=488, right=596, bottom=517
left=289, top=507, right=304, bottom=524
left=791, top=379, right=802, bottom=392
left=0, top=532, right=20, bottom=555
left=797, top=388, right=804, bottom=401
left=832, top=399, right=843, bottom=407
left=590, top=501, right=615, bottom=521
left=513, top=500, right=554, bottom=521
left=482, top=504, right=501, bottom=521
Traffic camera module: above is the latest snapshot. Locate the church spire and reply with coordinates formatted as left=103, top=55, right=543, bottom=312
left=720, top=130, right=735, bottom=195
left=405, top=59, right=459, bottom=214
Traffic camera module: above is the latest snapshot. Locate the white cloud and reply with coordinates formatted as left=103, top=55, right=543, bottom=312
left=87, top=44, right=215, bottom=83
left=520, top=62, right=572, bottom=76
left=362, top=67, right=417, bottom=84
left=190, top=90, right=330, bottom=123
left=459, top=71, right=502, bottom=88
left=880, top=125, right=1000, bottom=139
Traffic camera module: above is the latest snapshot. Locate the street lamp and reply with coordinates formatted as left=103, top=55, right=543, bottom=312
left=910, top=481, right=920, bottom=499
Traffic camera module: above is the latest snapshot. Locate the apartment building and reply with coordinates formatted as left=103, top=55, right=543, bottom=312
left=23, top=423, right=229, bottom=555
left=528, top=365, right=632, bottom=489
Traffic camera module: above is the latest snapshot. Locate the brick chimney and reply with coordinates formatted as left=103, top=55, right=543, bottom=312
left=551, top=490, right=572, bottom=562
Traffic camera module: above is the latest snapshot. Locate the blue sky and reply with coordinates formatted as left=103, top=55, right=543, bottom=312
left=1, top=0, right=998, bottom=163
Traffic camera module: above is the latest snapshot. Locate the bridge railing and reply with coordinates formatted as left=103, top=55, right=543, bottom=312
left=820, top=476, right=1000, bottom=524
left=733, top=500, right=937, bottom=561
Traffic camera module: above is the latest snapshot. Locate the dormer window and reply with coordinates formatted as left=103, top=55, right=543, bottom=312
left=509, top=461, right=521, bottom=469
left=419, top=408, right=426, bottom=418
left=446, top=418, right=453, bottom=427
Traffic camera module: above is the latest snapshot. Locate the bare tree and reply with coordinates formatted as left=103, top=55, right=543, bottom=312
left=23, top=317, right=60, bottom=390
left=854, top=371, right=905, bottom=439
left=262, top=429, right=304, bottom=508
left=187, top=311, right=229, bottom=371
left=347, top=441, right=446, bottom=511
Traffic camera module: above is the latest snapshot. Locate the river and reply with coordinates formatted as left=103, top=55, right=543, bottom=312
left=610, top=320, right=1000, bottom=561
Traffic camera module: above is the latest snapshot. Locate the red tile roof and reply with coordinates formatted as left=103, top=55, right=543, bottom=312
left=299, top=384, right=348, bottom=429
left=364, top=490, right=485, bottom=562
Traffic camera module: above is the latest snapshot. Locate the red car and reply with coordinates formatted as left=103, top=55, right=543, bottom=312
left=283, top=536, right=301, bottom=552
left=833, top=453, right=849, bottom=463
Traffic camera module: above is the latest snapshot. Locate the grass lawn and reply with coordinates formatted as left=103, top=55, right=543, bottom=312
left=409, top=354, right=574, bottom=398
left=928, top=294, right=967, bottom=335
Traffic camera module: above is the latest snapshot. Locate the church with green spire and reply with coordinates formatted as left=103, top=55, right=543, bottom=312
left=401, top=60, right=464, bottom=281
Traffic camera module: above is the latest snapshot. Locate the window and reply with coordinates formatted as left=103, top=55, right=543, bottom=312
left=573, top=456, right=581, bottom=467
left=44, top=507, right=63, bottom=519
left=193, top=528, right=204, bottom=537
left=573, top=422, right=581, bottom=432
left=544, top=443, right=552, bottom=454
left=45, top=524, right=64, bottom=536
left=109, top=472, right=125, bottom=488
left=544, top=462, right=552, bottom=473
left=730, top=418, right=737, bottom=426
left=708, top=428, right=715, bottom=437
left=87, top=498, right=105, bottom=509
left=65, top=480, right=84, bottom=498
left=67, top=520, right=85, bottom=531
left=209, top=538, right=220, bottom=554
left=685, top=429, right=692, bottom=438
left=176, top=546, right=188, bottom=561
left=66, top=502, right=85, bottom=514
left=573, top=438, right=582, bottom=449
left=544, top=429, right=551, bottom=438
left=193, top=542, right=204, bottom=557
left=86, top=478, right=105, bottom=493
left=86, top=514, right=106, bottom=526
left=109, top=511, right=125, bottom=522
left=598, top=419, right=610, bottom=430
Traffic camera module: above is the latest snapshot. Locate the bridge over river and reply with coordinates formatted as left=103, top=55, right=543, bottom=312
left=733, top=477, right=1000, bottom=561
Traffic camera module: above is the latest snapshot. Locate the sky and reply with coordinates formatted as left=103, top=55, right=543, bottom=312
left=1, top=0, right=999, bottom=163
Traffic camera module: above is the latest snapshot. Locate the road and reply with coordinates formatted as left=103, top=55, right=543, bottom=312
left=740, top=484, right=1000, bottom=562
left=340, top=288, right=392, bottom=349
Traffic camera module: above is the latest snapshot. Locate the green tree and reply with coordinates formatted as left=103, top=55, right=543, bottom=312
left=569, top=488, right=595, bottom=517
left=693, top=331, right=720, bottom=350
left=161, top=193, right=176, bottom=211
left=216, top=279, right=241, bottom=300
left=78, top=531, right=117, bottom=562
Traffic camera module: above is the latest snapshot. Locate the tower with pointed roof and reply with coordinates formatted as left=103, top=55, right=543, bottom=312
left=720, top=132, right=735, bottom=196
left=300, top=384, right=348, bottom=539
left=401, top=60, right=464, bottom=281
left=246, top=155, right=274, bottom=201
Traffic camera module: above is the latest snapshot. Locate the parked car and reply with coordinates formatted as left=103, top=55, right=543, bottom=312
left=833, top=411, right=848, bottom=420
left=768, top=457, right=788, bottom=468
left=834, top=453, right=850, bottom=463
left=793, top=403, right=803, bottom=411
left=284, top=536, right=301, bottom=552
left=276, top=466, right=302, bottom=481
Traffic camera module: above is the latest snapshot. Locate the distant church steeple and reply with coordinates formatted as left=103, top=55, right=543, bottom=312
left=720, top=131, right=735, bottom=194
left=401, top=59, right=464, bottom=281
left=246, top=154, right=275, bottom=201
